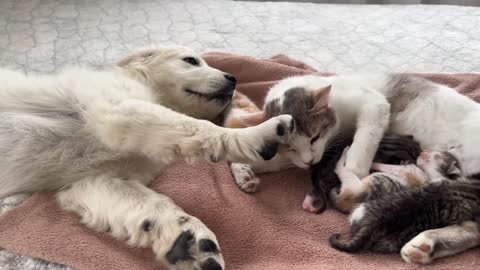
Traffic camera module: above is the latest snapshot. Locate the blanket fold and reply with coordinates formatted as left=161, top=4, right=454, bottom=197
left=0, top=53, right=479, bottom=270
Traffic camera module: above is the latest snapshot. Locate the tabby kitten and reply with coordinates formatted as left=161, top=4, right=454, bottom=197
left=306, top=134, right=421, bottom=214
left=330, top=147, right=462, bottom=213
left=329, top=149, right=478, bottom=254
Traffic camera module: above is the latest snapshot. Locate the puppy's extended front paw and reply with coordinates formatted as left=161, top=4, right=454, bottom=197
left=219, top=114, right=293, bottom=163
left=268, top=114, right=294, bottom=143
left=254, top=114, right=293, bottom=160
left=150, top=215, right=224, bottom=270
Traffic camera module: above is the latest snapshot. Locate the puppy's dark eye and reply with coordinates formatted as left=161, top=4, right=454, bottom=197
left=182, top=57, right=199, bottom=66
left=311, top=134, right=320, bottom=144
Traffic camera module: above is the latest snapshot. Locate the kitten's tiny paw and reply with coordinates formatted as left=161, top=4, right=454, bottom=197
left=401, top=233, right=435, bottom=264
left=231, top=163, right=260, bottom=193
left=302, top=190, right=325, bottom=214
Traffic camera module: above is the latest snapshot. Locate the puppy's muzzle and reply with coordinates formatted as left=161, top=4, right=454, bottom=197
left=220, top=73, right=236, bottom=95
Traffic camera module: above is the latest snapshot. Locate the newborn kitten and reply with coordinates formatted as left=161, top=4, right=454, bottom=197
left=330, top=146, right=461, bottom=213
left=306, top=134, right=421, bottom=214
left=329, top=148, right=478, bottom=253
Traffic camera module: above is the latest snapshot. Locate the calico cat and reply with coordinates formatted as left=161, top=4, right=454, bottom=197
left=247, top=74, right=480, bottom=180
left=229, top=73, right=480, bottom=263
left=328, top=147, right=479, bottom=254
left=306, top=134, right=421, bottom=214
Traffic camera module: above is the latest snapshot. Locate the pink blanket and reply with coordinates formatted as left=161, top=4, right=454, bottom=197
left=0, top=52, right=479, bottom=270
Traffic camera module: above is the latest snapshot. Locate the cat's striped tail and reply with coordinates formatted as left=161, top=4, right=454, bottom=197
left=329, top=225, right=374, bottom=253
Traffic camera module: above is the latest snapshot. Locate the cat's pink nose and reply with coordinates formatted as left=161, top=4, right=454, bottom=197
left=420, top=151, right=431, bottom=158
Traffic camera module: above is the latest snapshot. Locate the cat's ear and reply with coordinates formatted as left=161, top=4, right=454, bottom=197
left=447, top=144, right=462, bottom=155
left=237, top=111, right=267, bottom=127
left=313, top=85, right=332, bottom=109
left=446, top=161, right=462, bottom=178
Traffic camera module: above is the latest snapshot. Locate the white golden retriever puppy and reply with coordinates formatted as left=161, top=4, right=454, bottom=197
left=0, top=45, right=293, bottom=270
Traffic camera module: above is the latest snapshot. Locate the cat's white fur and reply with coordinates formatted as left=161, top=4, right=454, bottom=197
left=258, top=74, right=480, bottom=264
left=265, top=74, right=480, bottom=177
left=0, top=45, right=293, bottom=270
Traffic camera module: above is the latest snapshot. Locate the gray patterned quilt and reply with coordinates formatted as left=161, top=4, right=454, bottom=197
left=0, top=0, right=479, bottom=269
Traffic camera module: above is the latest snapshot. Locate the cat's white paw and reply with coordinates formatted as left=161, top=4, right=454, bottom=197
left=231, top=163, right=260, bottom=193
left=345, top=165, right=369, bottom=179
left=401, top=232, right=435, bottom=265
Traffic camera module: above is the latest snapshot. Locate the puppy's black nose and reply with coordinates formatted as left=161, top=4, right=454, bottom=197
left=224, top=74, right=237, bottom=84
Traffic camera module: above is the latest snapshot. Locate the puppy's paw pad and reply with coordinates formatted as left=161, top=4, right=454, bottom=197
left=199, top=239, right=219, bottom=253
left=257, top=143, right=278, bottom=160
left=274, top=114, right=294, bottom=137
left=201, top=258, right=223, bottom=270
left=166, top=230, right=195, bottom=264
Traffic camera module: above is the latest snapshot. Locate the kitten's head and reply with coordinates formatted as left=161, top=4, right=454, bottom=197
left=416, top=148, right=463, bottom=181
left=237, top=85, right=339, bottom=169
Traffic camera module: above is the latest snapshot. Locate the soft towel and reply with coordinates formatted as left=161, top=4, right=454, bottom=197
left=0, top=52, right=479, bottom=270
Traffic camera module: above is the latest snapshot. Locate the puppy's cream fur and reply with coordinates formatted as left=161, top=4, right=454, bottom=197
left=0, top=45, right=292, bottom=270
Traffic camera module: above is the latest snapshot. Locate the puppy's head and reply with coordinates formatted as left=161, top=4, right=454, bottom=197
left=117, top=45, right=236, bottom=120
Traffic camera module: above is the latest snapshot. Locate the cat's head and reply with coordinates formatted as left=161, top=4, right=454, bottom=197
left=416, top=148, right=463, bottom=181
left=237, top=85, right=339, bottom=169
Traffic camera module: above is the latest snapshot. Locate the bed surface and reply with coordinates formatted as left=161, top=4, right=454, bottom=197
left=0, top=0, right=479, bottom=268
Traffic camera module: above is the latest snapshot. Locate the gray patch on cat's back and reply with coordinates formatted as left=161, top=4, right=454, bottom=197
left=385, top=74, right=436, bottom=113
left=265, top=87, right=336, bottom=137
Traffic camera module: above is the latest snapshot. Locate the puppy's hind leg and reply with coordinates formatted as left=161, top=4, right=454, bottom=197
left=56, top=176, right=225, bottom=270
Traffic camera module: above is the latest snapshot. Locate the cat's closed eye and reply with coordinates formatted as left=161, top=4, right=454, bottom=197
left=311, top=134, right=320, bottom=144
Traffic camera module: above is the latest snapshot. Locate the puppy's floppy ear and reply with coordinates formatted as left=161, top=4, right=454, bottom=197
left=116, top=50, right=156, bottom=67
left=313, top=85, right=332, bottom=109
left=236, top=111, right=267, bottom=127
left=116, top=50, right=157, bottom=80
